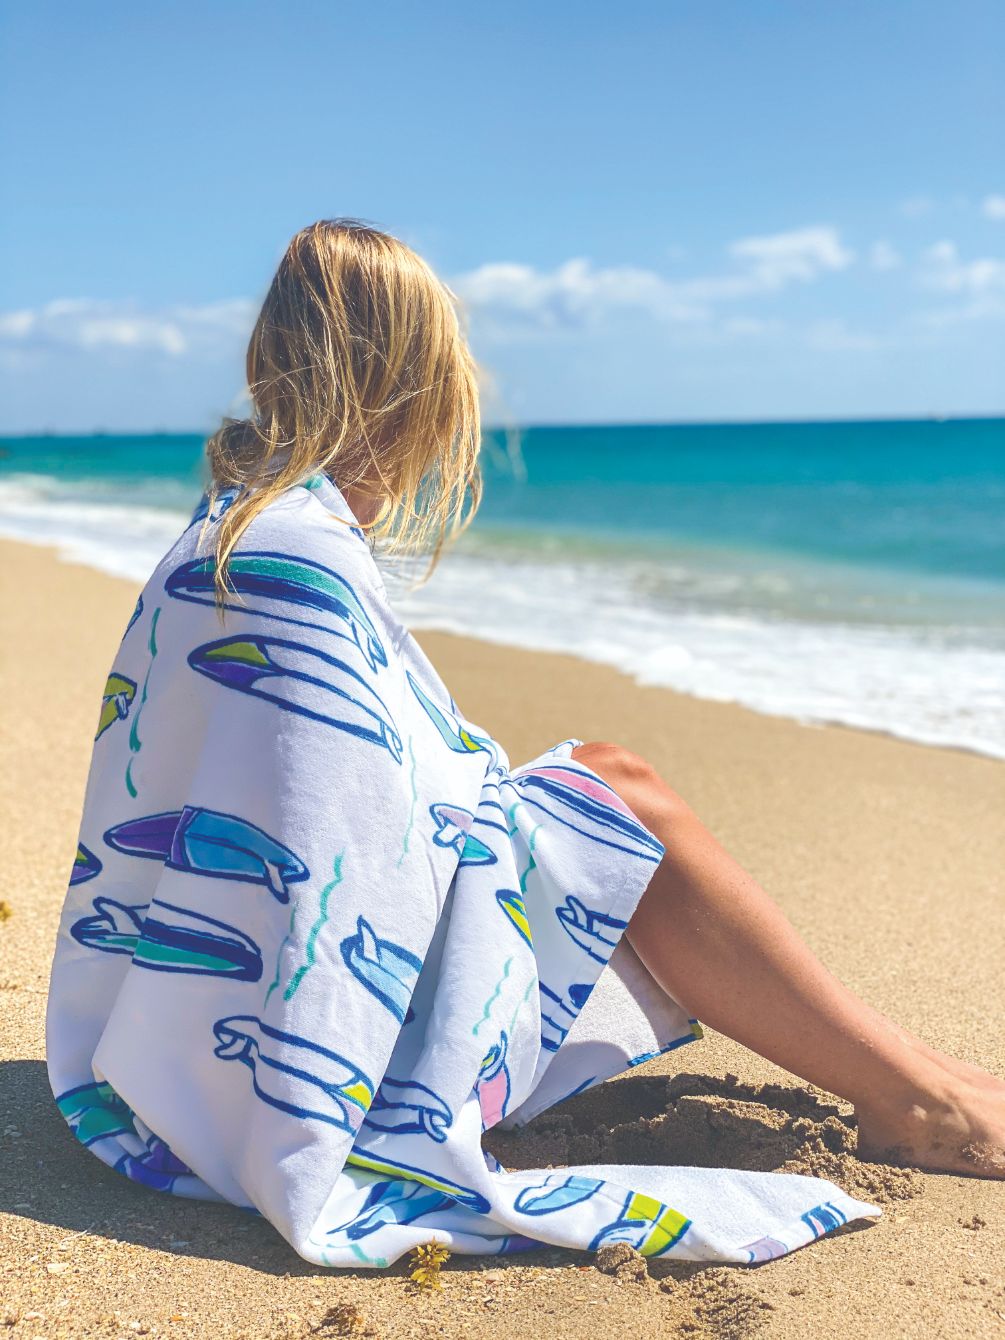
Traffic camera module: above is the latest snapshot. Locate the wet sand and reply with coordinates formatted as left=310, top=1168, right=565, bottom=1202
left=1, top=538, right=1002, bottom=1338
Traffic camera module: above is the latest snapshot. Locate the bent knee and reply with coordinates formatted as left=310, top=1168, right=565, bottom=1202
left=571, top=741, right=657, bottom=788
left=570, top=741, right=691, bottom=825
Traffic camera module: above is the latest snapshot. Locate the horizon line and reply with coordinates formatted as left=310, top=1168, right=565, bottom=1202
left=3, top=411, right=1005, bottom=440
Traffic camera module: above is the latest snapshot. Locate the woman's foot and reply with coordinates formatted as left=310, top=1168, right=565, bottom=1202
left=857, top=1075, right=1005, bottom=1178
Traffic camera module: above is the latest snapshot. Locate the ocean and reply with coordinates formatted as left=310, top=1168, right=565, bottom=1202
left=2, top=419, right=1003, bottom=758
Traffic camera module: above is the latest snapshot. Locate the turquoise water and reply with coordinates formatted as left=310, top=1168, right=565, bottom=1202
left=1, top=419, right=1003, bottom=756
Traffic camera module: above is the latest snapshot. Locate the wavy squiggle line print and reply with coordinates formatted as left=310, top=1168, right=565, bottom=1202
left=264, top=902, right=298, bottom=1008
left=472, top=955, right=514, bottom=1036
left=517, top=819, right=541, bottom=895
left=285, top=852, right=345, bottom=1000
left=125, top=606, right=161, bottom=798
left=506, top=976, right=536, bottom=1036
left=396, top=735, right=418, bottom=868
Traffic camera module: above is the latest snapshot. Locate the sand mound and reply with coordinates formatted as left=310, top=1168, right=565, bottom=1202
left=486, top=1071, right=923, bottom=1206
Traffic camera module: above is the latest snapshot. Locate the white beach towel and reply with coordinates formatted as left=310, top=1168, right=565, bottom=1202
left=46, top=475, right=879, bottom=1267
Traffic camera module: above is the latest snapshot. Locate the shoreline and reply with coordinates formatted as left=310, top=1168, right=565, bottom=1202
left=2, top=536, right=1003, bottom=1340
left=3, top=530, right=1003, bottom=768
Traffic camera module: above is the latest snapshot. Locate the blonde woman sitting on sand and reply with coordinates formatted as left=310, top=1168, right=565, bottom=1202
left=46, top=220, right=1004, bottom=1270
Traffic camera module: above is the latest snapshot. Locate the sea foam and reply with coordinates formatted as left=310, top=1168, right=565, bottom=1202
left=1, top=476, right=1002, bottom=761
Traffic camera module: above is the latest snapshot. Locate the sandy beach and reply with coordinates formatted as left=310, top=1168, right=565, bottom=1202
left=1, top=536, right=1002, bottom=1339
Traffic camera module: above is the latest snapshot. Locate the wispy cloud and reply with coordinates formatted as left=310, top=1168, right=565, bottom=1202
left=982, top=194, right=1005, bottom=221
left=454, top=226, right=854, bottom=334
left=0, top=297, right=256, bottom=356
left=915, top=241, right=1005, bottom=325
left=868, top=240, right=902, bottom=271
left=899, top=195, right=935, bottom=219
left=919, top=241, right=1005, bottom=295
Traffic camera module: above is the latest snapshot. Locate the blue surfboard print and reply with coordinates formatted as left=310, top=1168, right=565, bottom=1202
left=103, top=806, right=308, bottom=903
left=212, top=1015, right=373, bottom=1134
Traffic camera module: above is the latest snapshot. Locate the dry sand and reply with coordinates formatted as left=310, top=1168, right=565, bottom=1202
left=1, top=537, right=1003, bottom=1339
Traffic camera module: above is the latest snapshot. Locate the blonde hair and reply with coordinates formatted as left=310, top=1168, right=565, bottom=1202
left=205, top=219, right=481, bottom=592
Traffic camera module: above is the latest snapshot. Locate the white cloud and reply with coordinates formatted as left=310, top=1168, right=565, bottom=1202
left=869, top=240, right=902, bottom=271
left=727, top=226, right=854, bottom=286
left=900, top=195, right=935, bottom=218
left=919, top=241, right=1005, bottom=295
left=454, top=226, right=854, bottom=334
left=915, top=241, right=1005, bottom=325
left=982, top=194, right=1005, bottom=221
left=0, top=297, right=257, bottom=357
left=453, top=258, right=707, bottom=331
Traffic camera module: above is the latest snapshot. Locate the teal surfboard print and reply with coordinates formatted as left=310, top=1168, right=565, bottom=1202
left=56, top=1080, right=136, bottom=1148
left=96, top=672, right=136, bottom=740
left=103, top=806, right=308, bottom=903
left=70, top=895, right=263, bottom=981
left=188, top=635, right=403, bottom=763
left=166, top=551, right=387, bottom=672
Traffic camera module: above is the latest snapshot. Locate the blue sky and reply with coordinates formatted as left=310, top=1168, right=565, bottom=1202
left=1, top=0, right=1003, bottom=431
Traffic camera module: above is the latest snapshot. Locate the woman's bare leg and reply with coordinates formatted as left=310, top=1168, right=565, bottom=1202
left=571, top=742, right=1005, bottom=1177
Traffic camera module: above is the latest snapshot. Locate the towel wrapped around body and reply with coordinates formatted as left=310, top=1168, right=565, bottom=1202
left=46, top=475, right=879, bottom=1266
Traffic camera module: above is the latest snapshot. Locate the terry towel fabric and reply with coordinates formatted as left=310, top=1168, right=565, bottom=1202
left=46, top=475, right=880, bottom=1267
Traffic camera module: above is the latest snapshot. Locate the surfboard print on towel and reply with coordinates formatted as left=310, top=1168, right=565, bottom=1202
left=345, top=1150, right=492, bottom=1215
left=212, top=1015, right=374, bottom=1134
left=495, top=889, right=533, bottom=948
left=71, top=843, right=103, bottom=886
left=70, top=895, right=263, bottom=981
left=513, top=763, right=663, bottom=862
left=56, top=1080, right=136, bottom=1149
left=186, top=488, right=237, bottom=531
left=556, top=894, right=628, bottom=965
left=474, top=1031, right=511, bottom=1129
left=539, top=980, right=594, bottom=1052
left=96, top=673, right=137, bottom=740
left=340, top=916, right=422, bottom=1024
left=115, top=1133, right=199, bottom=1194
left=589, top=1188, right=691, bottom=1257
left=513, top=1174, right=605, bottom=1216
left=166, top=552, right=387, bottom=673
left=407, top=672, right=496, bottom=765
left=429, top=803, right=498, bottom=866
left=323, top=1179, right=454, bottom=1245
left=103, top=806, right=308, bottom=903
left=188, top=635, right=403, bottom=763
left=363, top=1077, right=453, bottom=1142
left=123, top=594, right=144, bottom=639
